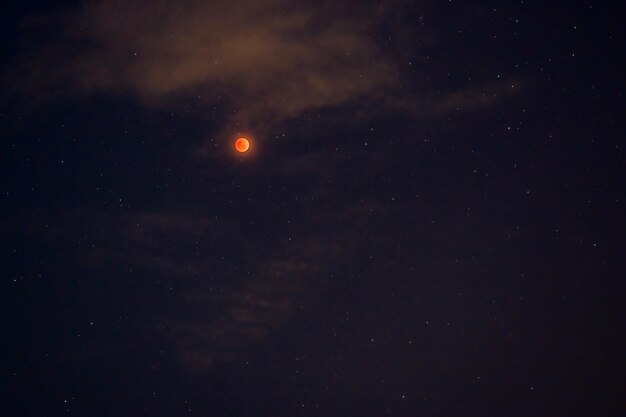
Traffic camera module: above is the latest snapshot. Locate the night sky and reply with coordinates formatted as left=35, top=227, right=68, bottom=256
left=2, top=1, right=625, bottom=416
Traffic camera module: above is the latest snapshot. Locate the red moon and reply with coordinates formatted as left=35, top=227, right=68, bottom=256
left=235, top=137, right=250, bottom=153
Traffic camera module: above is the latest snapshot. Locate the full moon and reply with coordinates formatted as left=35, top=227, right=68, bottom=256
left=235, top=137, right=250, bottom=153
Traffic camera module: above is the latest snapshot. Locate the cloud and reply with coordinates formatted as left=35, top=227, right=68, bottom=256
left=12, top=0, right=398, bottom=140
left=8, top=0, right=522, bottom=151
left=167, top=233, right=353, bottom=372
left=430, top=79, right=521, bottom=113
left=28, top=206, right=355, bottom=372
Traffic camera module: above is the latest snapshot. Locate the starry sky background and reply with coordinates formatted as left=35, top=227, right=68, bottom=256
left=2, top=1, right=625, bottom=416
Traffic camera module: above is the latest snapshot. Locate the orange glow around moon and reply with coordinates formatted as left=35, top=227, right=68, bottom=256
left=235, top=137, right=250, bottom=153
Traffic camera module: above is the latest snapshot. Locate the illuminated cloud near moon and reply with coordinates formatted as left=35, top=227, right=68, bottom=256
left=11, top=0, right=399, bottom=142
left=7, top=0, right=521, bottom=152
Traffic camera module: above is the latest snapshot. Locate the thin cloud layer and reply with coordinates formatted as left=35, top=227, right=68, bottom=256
left=14, top=0, right=397, bottom=140
left=9, top=0, right=522, bottom=149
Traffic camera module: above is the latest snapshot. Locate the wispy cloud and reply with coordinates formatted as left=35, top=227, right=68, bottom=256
left=8, top=0, right=520, bottom=149
left=11, top=0, right=397, bottom=139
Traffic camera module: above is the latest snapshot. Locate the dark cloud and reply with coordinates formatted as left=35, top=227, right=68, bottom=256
left=168, top=236, right=348, bottom=372
left=430, top=79, right=521, bottom=113
left=26, top=206, right=359, bottom=372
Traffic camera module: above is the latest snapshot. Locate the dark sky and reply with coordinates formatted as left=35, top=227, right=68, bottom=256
left=2, top=1, right=625, bottom=416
